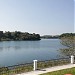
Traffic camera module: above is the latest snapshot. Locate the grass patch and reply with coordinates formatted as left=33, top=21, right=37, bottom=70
left=37, top=59, right=70, bottom=69
left=40, top=67, right=75, bottom=75
left=0, top=64, right=33, bottom=75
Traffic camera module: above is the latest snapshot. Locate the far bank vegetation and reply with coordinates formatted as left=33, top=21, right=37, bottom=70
left=0, top=31, right=41, bottom=41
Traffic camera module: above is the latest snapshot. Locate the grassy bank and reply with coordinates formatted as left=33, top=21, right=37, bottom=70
left=40, top=67, right=75, bottom=75
left=0, top=58, right=70, bottom=75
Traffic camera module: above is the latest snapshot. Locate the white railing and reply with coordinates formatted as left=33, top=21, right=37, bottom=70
left=33, top=55, right=74, bottom=71
left=71, top=55, right=74, bottom=64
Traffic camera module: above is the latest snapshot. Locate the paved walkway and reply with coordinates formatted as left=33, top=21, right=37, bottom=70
left=16, top=64, right=75, bottom=75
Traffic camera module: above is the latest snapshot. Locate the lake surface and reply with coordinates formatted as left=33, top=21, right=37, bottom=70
left=0, top=39, right=65, bottom=67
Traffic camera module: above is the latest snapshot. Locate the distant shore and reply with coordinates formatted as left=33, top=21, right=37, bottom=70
left=0, top=31, right=41, bottom=41
left=41, top=35, right=59, bottom=39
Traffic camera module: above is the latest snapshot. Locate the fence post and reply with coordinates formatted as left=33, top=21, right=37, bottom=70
left=71, top=55, right=74, bottom=64
left=33, top=60, right=37, bottom=71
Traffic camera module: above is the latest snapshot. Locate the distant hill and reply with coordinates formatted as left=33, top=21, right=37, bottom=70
left=41, top=35, right=59, bottom=39
left=41, top=33, right=75, bottom=39
left=59, top=33, right=75, bottom=38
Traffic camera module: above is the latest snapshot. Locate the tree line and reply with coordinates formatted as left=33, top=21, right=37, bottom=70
left=41, top=35, right=59, bottom=39
left=0, top=31, right=41, bottom=41
left=41, top=33, right=75, bottom=39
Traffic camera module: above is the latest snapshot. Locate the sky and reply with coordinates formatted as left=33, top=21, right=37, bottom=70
left=0, top=0, right=74, bottom=35
left=74, top=0, right=75, bottom=33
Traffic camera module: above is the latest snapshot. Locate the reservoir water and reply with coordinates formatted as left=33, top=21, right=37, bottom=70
left=0, top=39, right=65, bottom=67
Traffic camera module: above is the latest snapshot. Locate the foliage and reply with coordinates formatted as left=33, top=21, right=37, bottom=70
left=0, top=31, right=41, bottom=41
left=41, top=35, right=59, bottom=39
left=59, top=33, right=75, bottom=57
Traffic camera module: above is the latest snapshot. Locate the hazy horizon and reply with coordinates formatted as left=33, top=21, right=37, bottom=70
left=0, top=0, right=74, bottom=35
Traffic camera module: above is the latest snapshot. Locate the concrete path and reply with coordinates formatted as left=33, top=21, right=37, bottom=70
left=16, top=64, right=75, bottom=75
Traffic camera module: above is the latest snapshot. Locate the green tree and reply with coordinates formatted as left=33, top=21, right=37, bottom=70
left=0, top=31, right=41, bottom=41
left=59, top=33, right=75, bottom=57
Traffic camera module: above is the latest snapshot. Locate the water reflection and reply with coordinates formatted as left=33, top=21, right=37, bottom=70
left=0, top=41, right=41, bottom=52
left=0, top=39, right=64, bottom=66
left=0, top=46, right=21, bottom=51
